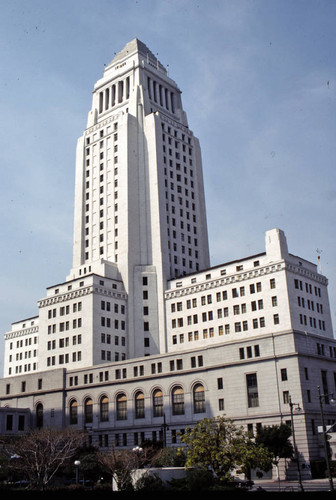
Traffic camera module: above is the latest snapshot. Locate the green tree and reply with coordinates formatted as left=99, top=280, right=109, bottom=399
left=180, top=416, right=272, bottom=483
left=151, top=446, right=187, bottom=467
left=255, top=423, right=293, bottom=481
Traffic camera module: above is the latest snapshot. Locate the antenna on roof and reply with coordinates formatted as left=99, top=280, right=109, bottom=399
left=316, top=248, right=322, bottom=273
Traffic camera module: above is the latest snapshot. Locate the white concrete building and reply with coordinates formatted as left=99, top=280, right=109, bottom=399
left=1, top=39, right=335, bottom=480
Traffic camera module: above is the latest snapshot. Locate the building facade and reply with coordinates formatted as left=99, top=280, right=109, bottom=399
left=1, top=39, right=335, bottom=479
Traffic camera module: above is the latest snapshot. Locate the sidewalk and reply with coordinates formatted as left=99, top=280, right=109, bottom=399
left=253, top=477, right=335, bottom=492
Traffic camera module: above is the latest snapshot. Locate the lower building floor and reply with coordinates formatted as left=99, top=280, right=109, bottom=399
left=1, top=329, right=336, bottom=480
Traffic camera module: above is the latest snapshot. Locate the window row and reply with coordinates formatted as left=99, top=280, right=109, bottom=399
left=101, top=350, right=126, bottom=362
left=148, top=78, right=176, bottom=113
left=100, top=301, right=125, bottom=313
left=170, top=280, right=277, bottom=311
left=69, top=384, right=205, bottom=425
left=173, top=317, right=280, bottom=344
left=316, top=342, right=336, bottom=357
left=294, top=279, right=321, bottom=297
left=48, top=318, right=82, bottom=334
left=48, top=302, right=83, bottom=319
left=99, top=77, right=130, bottom=113
left=9, top=349, right=37, bottom=362
left=9, top=337, right=38, bottom=350
left=9, top=362, right=38, bottom=375
left=239, top=345, right=260, bottom=359
left=171, top=297, right=278, bottom=317
left=101, top=317, right=126, bottom=329
left=101, top=333, right=126, bottom=345
left=68, top=356, right=200, bottom=388
left=47, top=335, right=82, bottom=350
left=299, top=314, right=326, bottom=330
left=47, top=351, right=82, bottom=366
left=172, top=314, right=280, bottom=330
left=297, top=296, right=324, bottom=314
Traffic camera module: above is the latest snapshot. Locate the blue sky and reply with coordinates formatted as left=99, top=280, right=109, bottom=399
left=0, top=0, right=335, bottom=376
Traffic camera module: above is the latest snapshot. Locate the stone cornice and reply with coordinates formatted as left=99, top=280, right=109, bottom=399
left=85, top=112, right=122, bottom=136
left=286, top=262, right=328, bottom=285
left=165, top=262, right=284, bottom=299
left=38, top=284, right=127, bottom=309
left=5, top=326, right=39, bottom=340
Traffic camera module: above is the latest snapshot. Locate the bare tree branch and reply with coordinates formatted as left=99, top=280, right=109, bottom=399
left=6, top=428, right=86, bottom=490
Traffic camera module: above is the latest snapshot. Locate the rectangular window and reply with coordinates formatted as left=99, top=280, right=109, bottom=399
left=18, top=415, right=25, bottom=431
left=246, top=373, right=259, bottom=408
left=283, top=391, right=290, bottom=404
left=6, top=415, right=13, bottom=431
left=321, top=370, right=329, bottom=403
left=273, top=314, right=280, bottom=325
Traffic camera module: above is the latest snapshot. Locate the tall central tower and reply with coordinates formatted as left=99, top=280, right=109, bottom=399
left=68, top=39, right=210, bottom=358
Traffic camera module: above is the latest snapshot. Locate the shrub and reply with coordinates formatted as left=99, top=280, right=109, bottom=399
left=134, top=472, right=166, bottom=491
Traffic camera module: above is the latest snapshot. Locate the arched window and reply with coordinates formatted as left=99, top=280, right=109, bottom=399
left=70, top=399, right=78, bottom=425
left=134, top=391, right=145, bottom=418
left=193, top=384, right=205, bottom=413
left=84, top=397, right=93, bottom=424
left=172, top=386, right=184, bottom=415
left=153, top=389, right=163, bottom=417
left=135, top=391, right=145, bottom=419
left=36, top=403, right=43, bottom=428
left=100, top=395, right=109, bottom=422
left=116, top=393, right=127, bottom=420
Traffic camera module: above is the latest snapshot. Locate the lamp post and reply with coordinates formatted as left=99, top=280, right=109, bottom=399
left=317, top=386, right=335, bottom=491
left=132, top=446, right=143, bottom=468
left=161, top=413, right=169, bottom=448
left=288, top=396, right=304, bottom=492
left=74, top=460, right=80, bottom=485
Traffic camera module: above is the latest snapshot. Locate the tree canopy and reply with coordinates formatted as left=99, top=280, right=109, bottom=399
left=180, top=416, right=272, bottom=482
left=256, top=423, right=293, bottom=461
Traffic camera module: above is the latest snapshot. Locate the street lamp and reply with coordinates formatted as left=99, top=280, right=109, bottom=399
left=161, top=413, right=169, bottom=448
left=74, top=460, right=80, bottom=485
left=132, top=446, right=143, bottom=468
left=289, top=396, right=304, bottom=492
left=317, top=386, right=335, bottom=491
